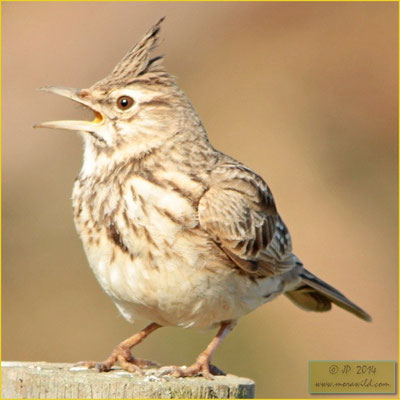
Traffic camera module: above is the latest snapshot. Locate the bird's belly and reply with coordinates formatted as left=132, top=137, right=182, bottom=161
left=73, top=175, right=283, bottom=329
left=80, top=225, right=282, bottom=329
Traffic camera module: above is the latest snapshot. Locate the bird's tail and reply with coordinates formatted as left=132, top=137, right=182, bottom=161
left=285, top=268, right=371, bottom=322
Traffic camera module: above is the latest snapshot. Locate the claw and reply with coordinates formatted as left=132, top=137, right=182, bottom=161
left=75, top=322, right=162, bottom=375
left=158, top=362, right=224, bottom=379
left=77, top=350, right=158, bottom=375
left=95, top=362, right=112, bottom=372
left=157, top=322, right=233, bottom=380
left=117, top=355, right=143, bottom=375
left=79, top=353, right=158, bottom=375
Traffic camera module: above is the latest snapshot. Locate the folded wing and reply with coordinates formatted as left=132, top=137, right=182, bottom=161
left=198, top=162, right=295, bottom=277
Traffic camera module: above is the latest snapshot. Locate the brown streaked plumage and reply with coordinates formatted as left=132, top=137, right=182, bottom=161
left=35, top=18, right=371, bottom=379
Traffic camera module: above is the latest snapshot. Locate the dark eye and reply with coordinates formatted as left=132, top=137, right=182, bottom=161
left=116, top=96, right=135, bottom=110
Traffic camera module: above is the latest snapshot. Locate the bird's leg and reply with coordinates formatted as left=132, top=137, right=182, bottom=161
left=162, top=321, right=235, bottom=379
left=80, top=322, right=161, bottom=374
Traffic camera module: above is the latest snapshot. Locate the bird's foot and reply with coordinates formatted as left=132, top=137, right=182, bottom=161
left=76, top=345, right=159, bottom=375
left=159, top=356, right=225, bottom=380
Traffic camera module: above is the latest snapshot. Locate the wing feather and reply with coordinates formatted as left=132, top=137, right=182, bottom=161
left=199, top=162, right=295, bottom=277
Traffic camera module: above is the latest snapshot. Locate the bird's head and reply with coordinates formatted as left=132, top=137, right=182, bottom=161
left=35, top=18, right=195, bottom=162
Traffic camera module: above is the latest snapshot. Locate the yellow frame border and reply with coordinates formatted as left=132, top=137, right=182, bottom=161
left=0, top=2, right=398, bottom=400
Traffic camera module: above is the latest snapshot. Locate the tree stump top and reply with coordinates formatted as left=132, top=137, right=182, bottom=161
left=1, top=361, right=255, bottom=399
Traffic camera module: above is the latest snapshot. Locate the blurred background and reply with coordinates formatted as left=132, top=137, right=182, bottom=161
left=2, top=2, right=398, bottom=398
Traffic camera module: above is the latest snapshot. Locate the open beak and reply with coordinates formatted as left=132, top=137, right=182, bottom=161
left=34, top=86, right=104, bottom=132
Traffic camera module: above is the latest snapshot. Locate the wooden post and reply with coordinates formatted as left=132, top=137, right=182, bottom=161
left=1, top=362, right=255, bottom=399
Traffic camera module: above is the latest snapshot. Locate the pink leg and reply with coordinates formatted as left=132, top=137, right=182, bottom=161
left=165, top=321, right=236, bottom=379
left=79, top=322, right=161, bottom=374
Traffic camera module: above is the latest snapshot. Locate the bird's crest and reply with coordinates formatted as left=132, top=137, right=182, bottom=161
left=93, top=17, right=173, bottom=89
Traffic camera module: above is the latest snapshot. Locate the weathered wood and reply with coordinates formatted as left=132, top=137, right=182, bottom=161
left=1, top=362, right=255, bottom=399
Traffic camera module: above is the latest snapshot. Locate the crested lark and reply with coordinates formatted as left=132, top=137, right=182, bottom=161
left=35, top=19, right=371, bottom=378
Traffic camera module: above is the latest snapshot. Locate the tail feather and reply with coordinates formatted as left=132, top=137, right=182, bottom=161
left=286, top=269, right=372, bottom=322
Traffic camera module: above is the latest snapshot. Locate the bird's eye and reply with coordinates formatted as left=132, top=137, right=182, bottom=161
left=116, top=96, right=135, bottom=110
